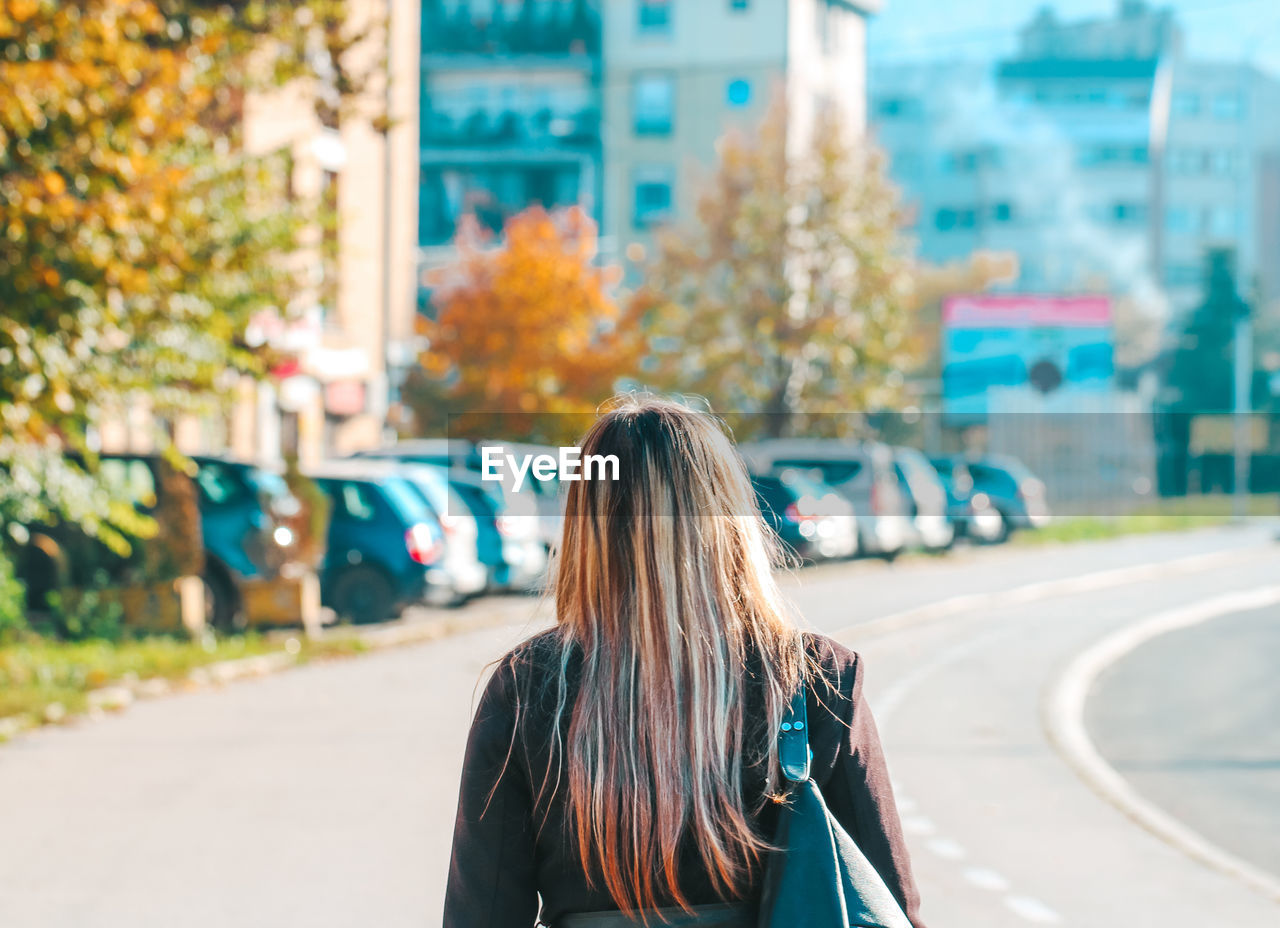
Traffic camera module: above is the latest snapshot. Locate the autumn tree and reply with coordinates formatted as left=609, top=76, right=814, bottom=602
left=636, top=97, right=924, bottom=439
left=407, top=206, right=639, bottom=445
left=0, top=0, right=379, bottom=551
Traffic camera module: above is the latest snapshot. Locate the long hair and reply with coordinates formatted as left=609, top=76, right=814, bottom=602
left=546, top=396, right=805, bottom=914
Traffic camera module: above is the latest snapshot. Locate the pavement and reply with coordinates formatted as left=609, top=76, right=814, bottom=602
left=0, top=523, right=1277, bottom=927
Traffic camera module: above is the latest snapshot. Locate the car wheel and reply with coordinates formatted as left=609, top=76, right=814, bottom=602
left=202, top=568, right=242, bottom=634
left=330, top=565, right=395, bottom=624
left=992, top=512, right=1013, bottom=544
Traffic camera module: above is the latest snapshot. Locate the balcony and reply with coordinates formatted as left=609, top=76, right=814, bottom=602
left=421, top=2, right=600, bottom=59
left=421, top=107, right=600, bottom=152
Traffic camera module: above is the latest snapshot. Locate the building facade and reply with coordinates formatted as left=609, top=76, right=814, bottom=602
left=418, top=0, right=603, bottom=255
left=602, top=0, right=877, bottom=268
left=870, top=1, right=1280, bottom=317
left=417, top=0, right=878, bottom=279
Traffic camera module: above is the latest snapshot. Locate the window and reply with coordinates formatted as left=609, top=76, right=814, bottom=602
left=1167, top=148, right=1203, bottom=174
left=340, top=483, right=378, bottom=521
left=1212, top=91, right=1244, bottom=119
left=633, top=166, right=673, bottom=228
left=1165, top=263, right=1201, bottom=287
left=1171, top=91, right=1199, bottom=116
left=638, top=0, right=672, bottom=34
left=1209, top=149, right=1239, bottom=176
left=633, top=72, right=674, bottom=134
left=1111, top=202, right=1147, bottom=224
left=726, top=78, right=751, bottom=107
left=1207, top=207, right=1239, bottom=238
left=195, top=462, right=249, bottom=507
left=1166, top=206, right=1196, bottom=234
left=874, top=96, right=923, bottom=119
left=935, top=207, right=976, bottom=230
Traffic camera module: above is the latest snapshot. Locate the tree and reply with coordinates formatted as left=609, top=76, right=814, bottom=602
left=0, top=0, right=380, bottom=551
left=635, top=97, right=920, bottom=439
left=407, top=206, right=640, bottom=445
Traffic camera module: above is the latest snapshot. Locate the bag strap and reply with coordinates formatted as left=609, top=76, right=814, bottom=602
left=778, top=680, right=810, bottom=783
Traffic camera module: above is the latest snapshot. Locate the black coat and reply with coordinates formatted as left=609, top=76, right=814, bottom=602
left=444, top=631, right=926, bottom=928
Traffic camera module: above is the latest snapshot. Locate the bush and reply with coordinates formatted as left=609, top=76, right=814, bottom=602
left=44, top=587, right=125, bottom=642
left=0, top=551, right=28, bottom=640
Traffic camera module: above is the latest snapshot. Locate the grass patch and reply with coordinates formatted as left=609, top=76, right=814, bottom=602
left=0, top=631, right=366, bottom=728
left=1013, top=494, right=1277, bottom=546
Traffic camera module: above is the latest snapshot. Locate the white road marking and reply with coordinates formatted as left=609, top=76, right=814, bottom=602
left=1045, top=584, right=1280, bottom=906
left=926, top=837, right=967, bottom=860
left=964, top=867, right=1011, bottom=892
left=1004, top=894, right=1064, bottom=923
left=900, top=815, right=937, bottom=836
left=836, top=542, right=1276, bottom=925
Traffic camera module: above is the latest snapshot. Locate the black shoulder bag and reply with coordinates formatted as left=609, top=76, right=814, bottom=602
left=758, top=682, right=914, bottom=928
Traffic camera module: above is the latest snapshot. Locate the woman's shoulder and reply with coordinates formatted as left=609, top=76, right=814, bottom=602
left=801, top=630, right=864, bottom=702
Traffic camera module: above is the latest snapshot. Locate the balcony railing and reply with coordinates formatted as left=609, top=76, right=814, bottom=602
left=421, top=107, right=600, bottom=149
left=421, top=4, right=601, bottom=57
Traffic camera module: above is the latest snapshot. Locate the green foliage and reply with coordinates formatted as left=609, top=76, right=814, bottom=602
left=0, top=550, right=28, bottom=641
left=43, top=587, right=125, bottom=643
left=637, top=97, right=920, bottom=439
left=0, top=631, right=369, bottom=725
left=1164, top=249, right=1249, bottom=413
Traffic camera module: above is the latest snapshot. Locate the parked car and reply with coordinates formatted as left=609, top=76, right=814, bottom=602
left=190, top=455, right=305, bottom=629
left=891, top=447, right=955, bottom=552
left=740, top=440, right=909, bottom=560
left=307, top=464, right=454, bottom=622
left=935, top=455, right=1051, bottom=541
left=15, top=453, right=306, bottom=632
left=928, top=456, right=1006, bottom=544
left=752, top=472, right=859, bottom=562
left=360, top=440, right=564, bottom=552
left=476, top=439, right=564, bottom=551
left=332, top=460, right=489, bottom=605
left=446, top=469, right=548, bottom=592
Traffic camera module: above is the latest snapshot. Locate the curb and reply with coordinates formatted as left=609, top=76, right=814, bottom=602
left=0, top=596, right=540, bottom=746
left=1043, top=585, right=1280, bottom=905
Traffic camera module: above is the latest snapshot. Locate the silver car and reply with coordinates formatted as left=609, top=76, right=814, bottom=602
left=739, top=439, right=910, bottom=560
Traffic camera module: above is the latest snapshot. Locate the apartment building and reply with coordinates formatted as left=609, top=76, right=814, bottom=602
left=416, top=0, right=878, bottom=277
left=418, top=0, right=603, bottom=256
left=602, top=0, right=878, bottom=267
left=870, top=0, right=1280, bottom=315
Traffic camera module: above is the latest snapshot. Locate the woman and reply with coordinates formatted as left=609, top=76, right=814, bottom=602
left=445, top=398, right=925, bottom=927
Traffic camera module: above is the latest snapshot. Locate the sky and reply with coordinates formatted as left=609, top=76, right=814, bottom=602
left=867, top=0, right=1280, bottom=76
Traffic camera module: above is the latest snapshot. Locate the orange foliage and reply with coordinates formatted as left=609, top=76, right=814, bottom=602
left=412, top=207, right=640, bottom=444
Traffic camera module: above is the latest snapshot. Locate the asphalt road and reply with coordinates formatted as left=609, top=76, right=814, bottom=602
left=1088, top=604, right=1280, bottom=879
left=0, top=524, right=1277, bottom=927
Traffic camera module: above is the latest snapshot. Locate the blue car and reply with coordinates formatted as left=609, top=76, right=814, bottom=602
left=308, top=465, right=452, bottom=623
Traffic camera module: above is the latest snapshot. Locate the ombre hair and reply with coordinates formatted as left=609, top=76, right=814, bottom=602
left=538, top=396, right=806, bottom=914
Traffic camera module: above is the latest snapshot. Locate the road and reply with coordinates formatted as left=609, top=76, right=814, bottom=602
left=1088, top=604, right=1280, bottom=879
left=0, top=525, right=1277, bottom=927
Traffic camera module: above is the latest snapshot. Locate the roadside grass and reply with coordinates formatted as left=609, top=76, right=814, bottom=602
left=0, top=632, right=366, bottom=732
left=1013, top=494, right=1278, bottom=546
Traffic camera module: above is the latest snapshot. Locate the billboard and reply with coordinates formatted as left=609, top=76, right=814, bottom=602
left=942, top=294, right=1114, bottom=420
